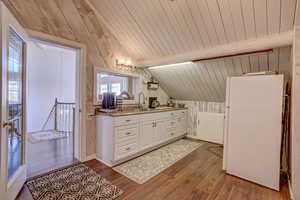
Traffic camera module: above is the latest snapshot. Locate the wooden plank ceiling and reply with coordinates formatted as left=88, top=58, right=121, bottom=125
left=2, top=0, right=136, bottom=70
left=89, top=0, right=297, bottom=62
left=148, top=47, right=291, bottom=102
left=2, top=0, right=295, bottom=103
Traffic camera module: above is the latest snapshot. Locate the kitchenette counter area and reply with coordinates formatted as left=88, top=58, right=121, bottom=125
left=96, top=107, right=188, bottom=166
left=96, top=106, right=187, bottom=117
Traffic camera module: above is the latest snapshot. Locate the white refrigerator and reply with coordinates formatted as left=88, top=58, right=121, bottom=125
left=223, top=74, right=284, bottom=191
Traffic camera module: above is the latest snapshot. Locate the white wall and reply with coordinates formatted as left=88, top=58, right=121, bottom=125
left=291, top=26, right=300, bottom=200
left=27, top=41, right=76, bottom=132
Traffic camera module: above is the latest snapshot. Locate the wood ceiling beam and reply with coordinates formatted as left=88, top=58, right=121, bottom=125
left=138, top=31, right=293, bottom=67
left=192, top=49, right=273, bottom=62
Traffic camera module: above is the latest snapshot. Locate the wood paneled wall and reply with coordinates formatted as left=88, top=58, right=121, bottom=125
left=2, top=0, right=139, bottom=156
left=2, top=0, right=295, bottom=157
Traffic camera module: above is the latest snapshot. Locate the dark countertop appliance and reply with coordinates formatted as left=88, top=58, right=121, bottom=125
left=149, top=97, right=160, bottom=108
left=102, top=92, right=117, bottom=109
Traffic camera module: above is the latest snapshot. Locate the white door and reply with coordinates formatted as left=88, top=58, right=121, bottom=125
left=196, top=112, right=224, bottom=144
left=139, top=121, right=155, bottom=150
left=0, top=3, right=28, bottom=200
left=223, top=75, right=283, bottom=190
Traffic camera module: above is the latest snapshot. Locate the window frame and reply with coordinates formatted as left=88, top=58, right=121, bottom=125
left=93, top=67, right=139, bottom=105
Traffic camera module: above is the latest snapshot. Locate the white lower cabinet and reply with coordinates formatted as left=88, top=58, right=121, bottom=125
left=139, top=121, right=155, bottom=151
left=156, top=119, right=169, bottom=142
left=96, top=109, right=187, bottom=166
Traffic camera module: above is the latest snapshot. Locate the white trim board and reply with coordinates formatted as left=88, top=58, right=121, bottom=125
left=138, top=31, right=293, bottom=67
left=288, top=175, right=295, bottom=200
left=85, top=154, right=97, bottom=162
left=95, top=156, right=113, bottom=167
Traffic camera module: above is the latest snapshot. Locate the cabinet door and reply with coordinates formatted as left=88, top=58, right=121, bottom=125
left=155, top=120, right=168, bottom=143
left=175, top=116, right=187, bottom=135
left=139, top=121, right=155, bottom=150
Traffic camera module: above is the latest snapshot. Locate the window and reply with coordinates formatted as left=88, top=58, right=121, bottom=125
left=100, top=84, right=108, bottom=94
left=96, top=72, right=132, bottom=102
left=111, top=83, right=121, bottom=95
left=8, top=29, right=23, bottom=104
left=8, top=80, right=20, bottom=103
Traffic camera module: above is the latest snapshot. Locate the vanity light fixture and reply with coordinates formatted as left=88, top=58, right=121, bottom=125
left=116, top=58, right=136, bottom=71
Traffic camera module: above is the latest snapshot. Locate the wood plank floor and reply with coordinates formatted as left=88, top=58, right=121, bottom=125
left=26, top=132, right=77, bottom=177
left=17, top=142, right=290, bottom=200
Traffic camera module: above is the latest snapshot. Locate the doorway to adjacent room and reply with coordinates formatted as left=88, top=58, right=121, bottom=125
left=25, top=41, right=77, bottom=177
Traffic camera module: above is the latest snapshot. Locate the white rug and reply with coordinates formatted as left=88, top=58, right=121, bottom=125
left=113, top=139, right=203, bottom=184
left=28, top=130, right=67, bottom=143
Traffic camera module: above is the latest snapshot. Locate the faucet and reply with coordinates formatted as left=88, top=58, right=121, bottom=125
left=138, top=92, right=146, bottom=109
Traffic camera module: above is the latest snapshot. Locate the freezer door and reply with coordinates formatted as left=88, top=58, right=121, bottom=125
left=224, top=75, right=283, bottom=191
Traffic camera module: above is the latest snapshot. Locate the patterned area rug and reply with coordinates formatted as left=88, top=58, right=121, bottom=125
left=28, top=130, right=67, bottom=143
left=113, top=139, right=203, bottom=184
left=26, top=164, right=123, bottom=200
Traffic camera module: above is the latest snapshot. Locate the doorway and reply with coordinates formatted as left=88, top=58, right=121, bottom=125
left=0, top=3, right=86, bottom=199
left=25, top=41, right=78, bottom=177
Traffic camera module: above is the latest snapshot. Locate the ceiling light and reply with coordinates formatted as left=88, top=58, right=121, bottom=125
left=119, top=58, right=126, bottom=65
left=126, top=59, right=132, bottom=65
left=148, top=61, right=193, bottom=69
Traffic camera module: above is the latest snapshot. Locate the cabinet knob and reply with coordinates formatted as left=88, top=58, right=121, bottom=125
left=126, top=147, right=131, bottom=151
left=126, top=119, right=131, bottom=122
left=126, top=132, right=131, bottom=135
left=171, top=133, right=174, bottom=136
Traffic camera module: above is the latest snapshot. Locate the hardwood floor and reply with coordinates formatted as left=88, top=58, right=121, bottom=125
left=26, top=132, right=77, bottom=177
left=17, top=141, right=290, bottom=200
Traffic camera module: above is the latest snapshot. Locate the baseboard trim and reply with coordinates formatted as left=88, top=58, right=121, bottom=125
left=85, top=153, right=96, bottom=162
left=288, top=175, right=294, bottom=200
left=95, top=156, right=113, bottom=167
left=186, top=135, right=223, bottom=145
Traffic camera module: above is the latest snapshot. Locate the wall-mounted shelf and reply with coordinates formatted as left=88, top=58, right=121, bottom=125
left=147, top=82, right=159, bottom=90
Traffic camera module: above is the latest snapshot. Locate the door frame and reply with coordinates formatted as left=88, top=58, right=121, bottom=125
left=0, top=2, right=29, bottom=200
left=25, top=29, right=87, bottom=162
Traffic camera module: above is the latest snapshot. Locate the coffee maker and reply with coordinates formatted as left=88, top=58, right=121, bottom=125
left=149, top=97, right=160, bottom=108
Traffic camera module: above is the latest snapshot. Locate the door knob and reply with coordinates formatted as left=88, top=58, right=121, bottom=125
left=2, top=121, right=13, bottom=128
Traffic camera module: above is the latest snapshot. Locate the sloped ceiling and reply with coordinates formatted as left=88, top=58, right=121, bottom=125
left=89, top=0, right=296, bottom=62
left=149, top=47, right=291, bottom=102
left=2, top=0, right=136, bottom=69
left=2, top=0, right=294, bottom=104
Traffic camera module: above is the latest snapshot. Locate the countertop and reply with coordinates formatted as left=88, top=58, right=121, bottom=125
left=96, top=107, right=187, bottom=117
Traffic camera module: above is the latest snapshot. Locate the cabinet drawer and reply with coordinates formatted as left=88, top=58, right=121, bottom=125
left=115, top=143, right=138, bottom=160
left=116, top=125, right=138, bottom=139
left=167, top=131, right=177, bottom=138
left=167, top=120, right=176, bottom=128
left=114, top=116, right=139, bottom=126
left=116, top=135, right=137, bottom=147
